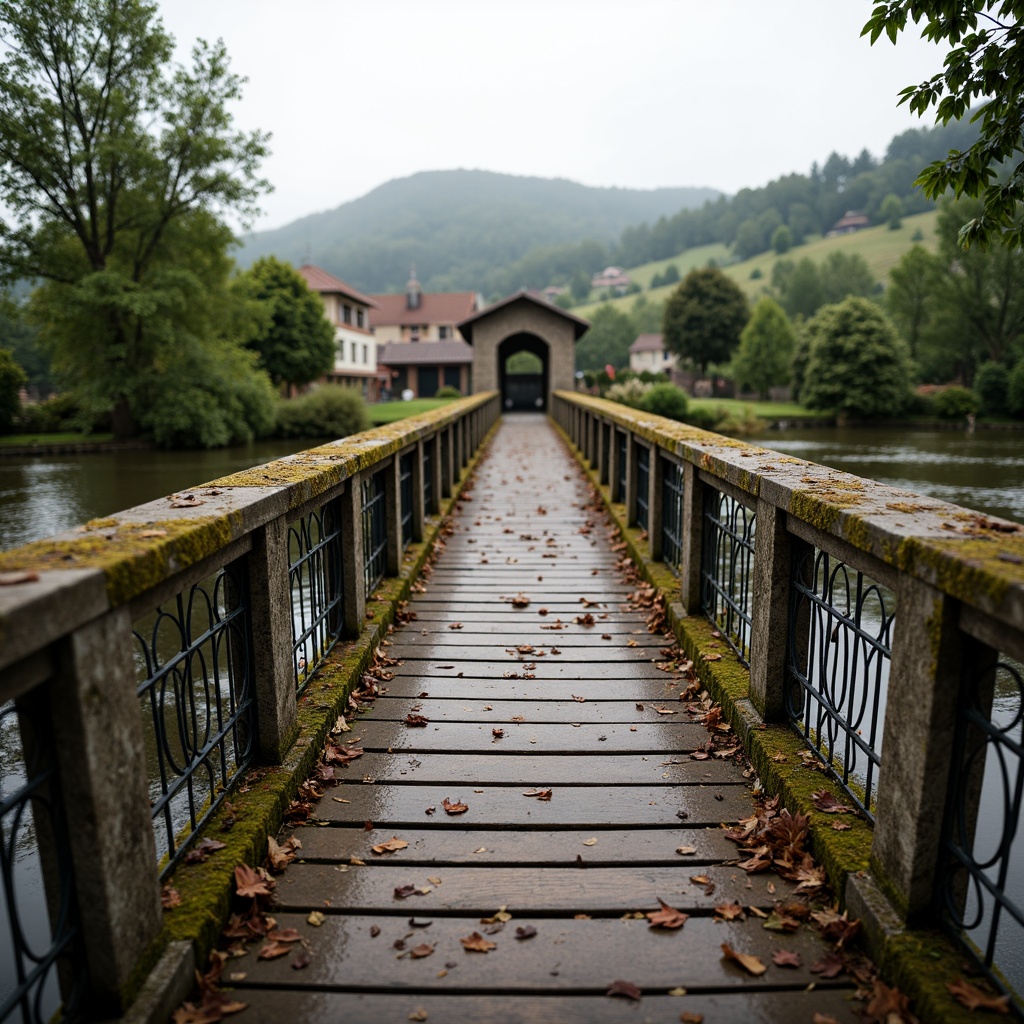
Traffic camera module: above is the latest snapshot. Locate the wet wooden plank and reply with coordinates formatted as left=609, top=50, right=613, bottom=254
left=363, top=699, right=709, bottom=726
left=385, top=632, right=667, bottom=647
left=291, top=825, right=738, bottom=865
left=377, top=677, right=694, bottom=702
left=231, top=913, right=850, bottom=994
left=228, top=990, right=863, bottom=1024
left=314, top=782, right=749, bottom=826
left=388, top=661, right=688, bottom=680
left=274, top=863, right=794, bottom=914
left=328, top=750, right=739, bottom=784
left=338, top=720, right=710, bottom=753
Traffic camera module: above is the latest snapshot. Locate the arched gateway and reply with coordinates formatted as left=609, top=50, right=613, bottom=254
left=457, top=291, right=589, bottom=412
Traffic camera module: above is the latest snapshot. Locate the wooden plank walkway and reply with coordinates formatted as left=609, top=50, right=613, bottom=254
left=232, top=414, right=864, bottom=1023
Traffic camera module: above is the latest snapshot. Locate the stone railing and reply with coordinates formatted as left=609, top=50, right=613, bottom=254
left=0, top=392, right=499, bottom=1022
left=553, top=390, right=1024, bottom=1009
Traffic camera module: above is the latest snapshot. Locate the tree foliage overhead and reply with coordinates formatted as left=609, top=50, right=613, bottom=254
left=0, top=0, right=272, bottom=442
left=863, top=1, right=1024, bottom=247
left=662, top=268, right=750, bottom=375
left=236, top=257, right=335, bottom=388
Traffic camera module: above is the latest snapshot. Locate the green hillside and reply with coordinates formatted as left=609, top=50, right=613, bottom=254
left=572, top=210, right=938, bottom=319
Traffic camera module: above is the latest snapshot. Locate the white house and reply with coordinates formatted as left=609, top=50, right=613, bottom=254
left=628, top=332, right=677, bottom=374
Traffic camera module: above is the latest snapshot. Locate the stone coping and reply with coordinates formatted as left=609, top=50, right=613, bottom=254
left=0, top=393, right=497, bottom=675
left=556, top=390, right=1024, bottom=634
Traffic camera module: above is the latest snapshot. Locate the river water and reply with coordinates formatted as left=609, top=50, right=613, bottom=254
left=1, top=424, right=1022, bottom=1015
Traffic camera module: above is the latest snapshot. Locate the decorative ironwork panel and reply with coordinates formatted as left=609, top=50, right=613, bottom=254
left=660, top=456, right=684, bottom=575
left=362, top=469, right=388, bottom=595
left=616, top=430, right=627, bottom=504
left=134, top=563, right=256, bottom=875
left=422, top=443, right=434, bottom=516
left=784, top=547, right=894, bottom=818
left=940, top=655, right=1024, bottom=1010
left=0, top=701, right=84, bottom=1024
left=441, top=432, right=450, bottom=492
left=600, top=423, right=611, bottom=484
left=635, top=444, right=650, bottom=532
left=400, top=452, right=415, bottom=548
left=700, top=488, right=756, bottom=665
left=289, top=501, right=344, bottom=693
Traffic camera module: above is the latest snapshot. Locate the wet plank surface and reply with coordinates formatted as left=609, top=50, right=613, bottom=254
left=232, top=414, right=862, bottom=1022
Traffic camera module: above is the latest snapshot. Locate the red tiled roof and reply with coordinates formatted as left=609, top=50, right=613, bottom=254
left=629, top=333, right=665, bottom=353
left=297, top=265, right=378, bottom=308
left=369, top=291, right=478, bottom=328
left=377, top=341, right=473, bottom=366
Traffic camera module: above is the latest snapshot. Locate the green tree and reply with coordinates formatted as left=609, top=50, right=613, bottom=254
left=569, top=268, right=592, bottom=303
left=974, top=361, right=1010, bottom=415
left=0, top=298, right=51, bottom=395
left=886, top=244, right=942, bottom=359
left=575, top=303, right=635, bottom=371
left=819, top=252, right=876, bottom=305
left=237, top=257, right=335, bottom=391
left=730, top=297, right=796, bottom=399
left=800, top=297, right=914, bottom=418
left=863, top=2, right=1024, bottom=247
left=0, top=0, right=270, bottom=439
left=663, top=267, right=750, bottom=376
left=1008, top=359, right=1024, bottom=416
left=0, top=346, right=25, bottom=432
left=772, top=257, right=824, bottom=318
left=772, top=225, right=792, bottom=254
left=880, top=192, right=905, bottom=229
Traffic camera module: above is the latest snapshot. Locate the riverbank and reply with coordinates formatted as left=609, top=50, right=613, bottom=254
left=0, top=435, right=149, bottom=457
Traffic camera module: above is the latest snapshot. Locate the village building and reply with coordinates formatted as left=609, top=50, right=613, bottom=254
left=370, top=270, right=481, bottom=398
left=628, top=332, right=677, bottom=374
left=827, top=210, right=870, bottom=235
left=591, top=265, right=632, bottom=293
left=296, top=264, right=384, bottom=400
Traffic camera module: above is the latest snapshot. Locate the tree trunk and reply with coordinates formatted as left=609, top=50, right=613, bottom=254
left=111, top=400, right=135, bottom=440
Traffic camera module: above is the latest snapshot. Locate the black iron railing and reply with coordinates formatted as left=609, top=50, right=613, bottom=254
left=616, top=429, right=627, bottom=503
left=0, top=702, right=85, bottom=1024
left=940, top=654, right=1024, bottom=1011
left=133, top=563, right=256, bottom=874
left=700, top=488, right=756, bottom=665
left=400, top=451, right=415, bottom=548
left=289, top=501, right=345, bottom=692
left=423, top=442, right=434, bottom=515
left=635, top=444, right=649, bottom=532
left=660, top=456, right=684, bottom=575
left=785, top=547, right=894, bottom=819
left=362, top=469, right=388, bottom=595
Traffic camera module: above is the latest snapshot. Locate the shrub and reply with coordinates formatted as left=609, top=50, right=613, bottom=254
left=0, top=348, right=26, bottom=433
left=974, top=362, right=1010, bottom=416
left=435, top=385, right=461, bottom=398
left=274, top=386, right=370, bottom=439
left=1007, top=360, right=1024, bottom=417
left=683, top=406, right=720, bottom=431
left=16, top=391, right=85, bottom=433
left=605, top=379, right=651, bottom=408
left=639, top=383, right=688, bottom=421
left=750, top=267, right=763, bottom=280
left=933, top=386, right=980, bottom=419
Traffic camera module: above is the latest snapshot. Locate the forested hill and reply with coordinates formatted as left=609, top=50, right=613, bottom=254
left=236, top=170, right=720, bottom=295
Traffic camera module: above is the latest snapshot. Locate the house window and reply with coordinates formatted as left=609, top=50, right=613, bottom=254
left=343, top=304, right=352, bottom=325
left=350, top=341, right=357, bottom=363
left=362, top=344, right=369, bottom=364
left=356, top=308, right=365, bottom=329
left=438, top=325, right=450, bottom=340
left=410, top=326, right=420, bottom=342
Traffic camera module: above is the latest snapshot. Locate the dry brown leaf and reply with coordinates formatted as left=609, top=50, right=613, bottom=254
left=522, top=788, right=552, bottom=800
left=606, top=979, right=642, bottom=1001
left=946, top=977, right=1010, bottom=1014
left=409, top=943, right=434, bottom=959
left=714, top=902, right=745, bottom=921
left=772, top=949, right=802, bottom=968
left=646, top=898, right=689, bottom=929
left=234, top=865, right=274, bottom=899
left=372, top=837, right=409, bottom=855
left=257, top=941, right=292, bottom=960
left=307, top=911, right=325, bottom=927
left=442, top=798, right=469, bottom=815
left=721, top=943, right=767, bottom=976
left=460, top=931, right=497, bottom=952
left=811, top=789, right=854, bottom=814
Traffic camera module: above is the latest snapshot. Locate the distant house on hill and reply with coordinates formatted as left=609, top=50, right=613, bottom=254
left=296, top=264, right=384, bottom=400
left=591, top=266, right=632, bottom=293
left=629, top=332, right=676, bottom=374
left=828, top=210, right=870, bottom=236
left=370, top=269, right=481, bottom=398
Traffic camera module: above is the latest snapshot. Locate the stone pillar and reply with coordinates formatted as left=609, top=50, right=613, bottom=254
left=411, top=443, right=425, bottom=542
left=339, top=474, right=366, bottom=638
left=47, top=609, right=162, bottom=1012
left=679, top=462, right=705, bottom=614
left=246, top=518, right=299, bottom=760
left=870, top=578, right=967, bottom=920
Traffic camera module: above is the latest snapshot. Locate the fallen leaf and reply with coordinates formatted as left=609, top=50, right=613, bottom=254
left=583, top=838, right=598, bottom=847
left=772, top=949, right=802, bottom=968
left=372, top=837, right=410, bottom=855
left=492, top=728, right=505, bottom=739
left=161, top=886, right=181, bottom=910
left=676, top=845, right=696, bottom=855
left=946, top=977, right=1010, bottom=1014
left=510, top=593, right=531, bottom=608
left=138, top=530, right=168, bottom=539
left=184, top=837, right=228, bottom=865
left=866, top=979, right=919, bottom=1020
left=442, top=798, right=469, bottom=815
left=234, top=865, right=274, bottom=899
left=408, top=1009, right=429, bottom=1021
left=514, top=925, right=537, bottom=940
left=811, top=789, right=854, bottom=814
left=646, top=898, right=689, bottom=929
left=448, top=622, right=463, bottom=630
left=522, top=788, right=552, bottom=800
left=0, top=570, right=40, bottom=586
left=409, top=943, right=434, bottom=959
left=460, top=931, right=497, bottom=952
left=763, top=910, right=802, bottom=933
left=267, top=928, right=302, bottom=942
left=266, top=835, right=301, bottom=871
left=809, top=953, right=845, bottom=979
left=680, top=1014, right=704, bottom=1024
left=291, top=951, right=311, bottom=970
left=714, top=902, right=745, bottom=921
left=480, top=906, right=512, bottom=924
left=831, top=821, right=853, bottom=831
left=393, top=884, right=419, bottom=899
left=307, top=911, right=325, bottom=927
left=721, top=943, right=767, bottom=976
left=704, top=653, right=722, bottom=661
left=606, top=979, right=642, bottom=1001
left=257, top=941, right=292, bottom=960
left=405, top=714, right=429, bottom=727
left=169, top=495, right=205, bottom=507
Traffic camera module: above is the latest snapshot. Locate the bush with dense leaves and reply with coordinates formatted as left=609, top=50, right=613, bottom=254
left=15, top=392, right=90, bottom=433
left=639, top=383, right=688, bottom=421
left=0, top=348, right=26, bottom=433
left=435, top=385, right=461, bottom=398
left=273, top=386, right=370, bottom=440
left=605, top=379, right=651, bottom=408
left=933, top=386, right=980, bottom=419
left=1009, top=360, right=1024, bottom=418
left=973, top=362, right=1010, bottom=416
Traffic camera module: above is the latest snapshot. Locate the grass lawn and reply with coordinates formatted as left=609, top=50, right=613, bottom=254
left=688, top=397, right=822, bottom=421
left=368, top=398, right=455, bottom=425
left=0, top=432, right=115, bottom=446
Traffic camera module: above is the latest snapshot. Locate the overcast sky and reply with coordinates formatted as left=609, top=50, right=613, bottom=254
left=156, top=1, right=947, bottom=231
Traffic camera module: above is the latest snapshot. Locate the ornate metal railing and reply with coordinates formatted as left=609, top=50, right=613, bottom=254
left=785, top=548, right=894, bottom=818
left=635, top=443, right=650, bottom=533
left=552, top=389, right=1024, bottom=1006
left=0, top=392, right=499, bottom=1019
left=288, top=501, right=345, bottom=692
left=700, top=488, right=756, bottom=665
